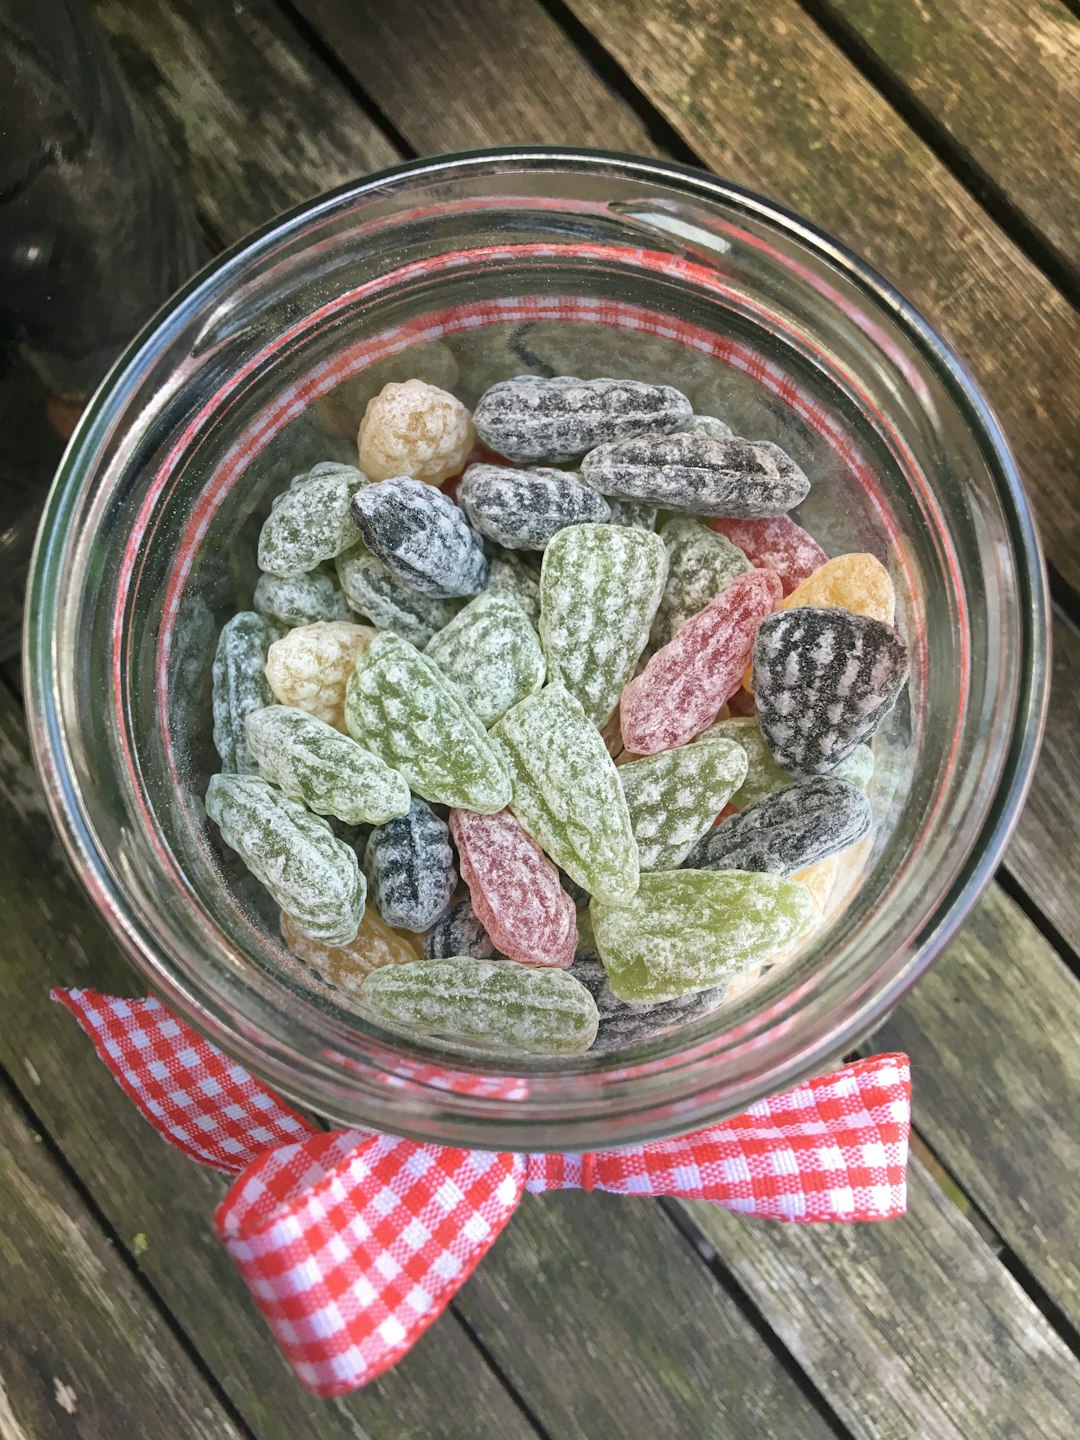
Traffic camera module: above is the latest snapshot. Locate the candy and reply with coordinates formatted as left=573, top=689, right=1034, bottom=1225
left=360, top=957, right=599, bottom=1055
left=791, top=855, right=842, bottom=916
left=779, top=552, right=896, bottom=625
left=581, top=434, right=811, bottom=517
left=358, top=378, right=475, bottom=484
left=345, top=632, right=512, bottom=812
left=245, top=705, right=411, bottom=826
left=484, top=548, right=541, bottom=623
left=257, top=462, right=365, bottom=577
left=349, top=478, right=488, bottom=598
left=253, top=569, right=350, bottom=627
left=569, top=955, right=727, bottom=1052
left=711, top=515, right=826, bottom=597
left=591, top=869, right=815, bottom=1003
left=539, top=523, right=668, bottom=726
left=696, top=716, right=875, bottom=809
left=212, top=612, right=280, bottom=773
left=605, top=499, right=658, bottom=530
left=424, top=898, right=503, bottom=961
left=206, top=773, right=365, bottom=946
left=264, top=620, right=376, bottom=731
left=451, top=808, right=577, bottom=968
left=424, top=590, right=546, bottom=727
left=651, top=516, right=752, bottom=647
left=620, top=569, right=782, bottom=754
left=457, top=463, right=610, bottom=551
left=753, top=606, right=910, bottom=774
left=336, top=545, right=461, bottom=646
left=280, top=909, right=420, bottom=1001
left=473, top=375, right=692, bottom=464
left=682, top=776, right=872, bottom=876
left=491, top=684, right=639, bottom=905
left=685, top=414, right=734, bottom=438
left=618, top=737, right=749, bottom=871
left=363, top=797, right=457, bottom=932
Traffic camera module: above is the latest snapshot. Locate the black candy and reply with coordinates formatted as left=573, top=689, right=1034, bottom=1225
left=424, top=897, right=503, bottom=960
left=568, top=955, right=727, bottom=1052
left=457, top=463, right=610, bottom=551
left=363, top=797, right=457, bottom=932
left=350, top=478, right=487, bottom=599
left=683, top=776, right=872, bottom=877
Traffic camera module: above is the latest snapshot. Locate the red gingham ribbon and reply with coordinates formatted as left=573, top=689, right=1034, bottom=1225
left=54, top=987, right=910, bottom=1397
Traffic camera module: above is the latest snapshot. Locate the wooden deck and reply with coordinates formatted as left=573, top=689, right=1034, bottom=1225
left=3, top=1, right=1080, bottom=1435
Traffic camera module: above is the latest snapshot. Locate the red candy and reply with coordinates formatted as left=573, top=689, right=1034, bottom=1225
left=711, top=516, right=826, bottom=597
left=620, top=569, right=783, bottom=755
left=450, top=808, right=577, bottom=968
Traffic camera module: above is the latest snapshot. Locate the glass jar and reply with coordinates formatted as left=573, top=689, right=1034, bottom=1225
left=24, top=150, right=1048, bottom=1151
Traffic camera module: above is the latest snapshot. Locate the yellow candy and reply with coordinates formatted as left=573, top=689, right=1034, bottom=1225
left=790, top=854, right=841, bottom=915
left=279, top=908, right=421, bottom=1002
left=265, top=621, right=378, bottom=731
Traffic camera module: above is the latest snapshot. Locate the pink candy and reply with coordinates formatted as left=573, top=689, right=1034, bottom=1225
left=620, top=569, right=783, bottom=755
left=450, top=808, right=577, bottom=968
left=711, top=516, right=826, bottom=597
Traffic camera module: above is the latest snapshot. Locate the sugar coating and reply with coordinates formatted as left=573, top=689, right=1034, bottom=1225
left=791, top=854, right=842, bottom=916
left=711, top=515, right=827, bottom=597
left=280, top=909, right=420, bottom=1001
left=424, top=897, right=503, bottom=961
left=336, top=545, right=461, bottom=645
left=212, top=612, right=279, bottom=773
left=451, top=808, right=577, bottom=968
left=363, top=797, right=457, bottom=932
left=473, top=375, right=692, bottom=464
left=345, top=632, right=512, bottom=813
left=651, top=516, right=753, bottom=647
left=581, top=433, right=811, bottom=517
left=349, top=477, right=488, bottom=598
left=245, top=705, right=411, bottom=826
left=685, top=414, right=734, bottom=438
left=682, top=776, right=872, bottom=876
left=457, top=463, right=611, bottom=550
left=540, top=523, right=668, bottom=726
left=591, top=869, right=815, bottom=1003
left=257, top=462, right=366, bottom=577
left=424, top=590, right=546, bottom=727
left=484, top=549, right=542, bottom=623
left=781, top=552, right=896, bottom=625
left=264, top=620, right=377, bottom=731
left=618, top=737, right=749, bottom=871
left=753, top=606, right=910, bottom=775
left=253, top=569, right=350, bottom=627
left=696, top=716, right=875, bottom=809
left=568, top=954, right=727, bottom=1052
left=605, top=499, right=658, bottom=530
left=491, top=684, right=639, bottom=906
left=360, top=957, right=600, bottom=1055
left=358, top=379, right=475, bottom=485
left=620, top=569, right=783, bottom=754
left=205, top=772, right=365, bottom=946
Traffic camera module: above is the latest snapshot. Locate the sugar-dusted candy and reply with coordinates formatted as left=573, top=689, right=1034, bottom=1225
left=651, top=516, right=752, bottom=647
left=206, top=773, right=365, bottom=945
left=620, top=568, right=782, bottom=754
left=424, top=897, right=503, bottom=961
left=560, top=869, right=592, bottom=909
left=711, top=515, right=826, bottom=596
left=257, top=462, right=365, bottom=577
left=280, top=909, right=420, bottom=1001
left=484, top=548, right=541, bottom=623
left=682, top=776, right=872, bottom=876
left=605, top=498, right=657, bottom=530
left=540, top=523, right=668, bottom=726
left=349, top=478, right=487, bottom=598
left=581, top=433, right=811, bottom=517
left=264, top=620, right=376, bottom=730
left=358, top=378, right=475, bottom=485
left=618, top=737, right=748, bottom=871
left=360, top=957, right=599, bottom=1055
left=591, top=869, right=814, bottom=1003
left=473, top=375, right=692, bottom=464
left=345, top=632, right=511, bottom=812
left=212, top=612, right=279, bottom=773
left=424, top=590, right=546, bottom=726
left=245, top=705, right=411, bottom=826
left=781, top=551, right=895, bottom=624
left=336, top=545, right=461, bottom=646
left=363, top=797, right=457, bottom=932
left=753, top=606, right=910, bottom=774
left=253, top=569, right=350, bottom=627
left=569, top=955, right=727, bottom=1052
left=491, top=684, right=639, bottom=905
left=451, top=808, right=577, bottom=968
left=791, top=854, right=841, bottom=916
left=457, top=463, right=610, bottom=550
left=685, top=414, right=733, bottom=438
left=696, top=716, right=874, bottom=808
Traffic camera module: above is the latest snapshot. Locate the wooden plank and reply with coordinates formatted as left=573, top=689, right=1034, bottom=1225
left=680, top=1157, right=1080, bottom=1440
left=0, top=1074, right=245, bottom=1440
left=0, top=690, right=540, bottom=1440
left=826, top=0, right=1080, bottom=272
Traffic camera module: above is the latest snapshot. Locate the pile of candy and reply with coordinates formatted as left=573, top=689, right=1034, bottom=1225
left=206, top=376, right=909, bottom=1057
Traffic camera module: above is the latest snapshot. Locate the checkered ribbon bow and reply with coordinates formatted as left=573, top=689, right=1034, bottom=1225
left=53, top=987, right=910, bottom=1397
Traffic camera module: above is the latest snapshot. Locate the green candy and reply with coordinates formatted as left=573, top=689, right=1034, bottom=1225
left=245, top=705, right=411, bottom=826
left=253, top=569, right=350, bottom=627
left=591, top=869, right=814, bottom=1003
left=484, top=549, right=542, bottom=624
left=361, top=957, right=599, bottom=1055
left=619, top=737, right=748, bottom=871
left=344, top=632, right=511, bottom=813
left=651, top=516, right=752, bottom=646
left=336, top=544, right=460, bottom=646
left=698, top=717, right=874, bottom=809
left=539, top=523, right=668, bottom=726
left=257, top=462, right=366, bottom=578
left=492, top=684, right=639, bottom=905
left=424, top=590, right=546, bottom=726
left=211, top=611, right=280, bottom=774
left=205, top=772, right=365, bottom=946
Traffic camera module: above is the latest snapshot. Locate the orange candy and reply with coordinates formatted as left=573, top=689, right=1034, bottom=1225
left=279, top=908, right=421, bottom=1002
